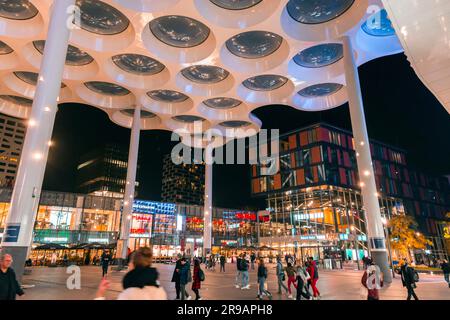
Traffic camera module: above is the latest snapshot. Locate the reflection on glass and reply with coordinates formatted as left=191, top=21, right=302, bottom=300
left=181, top=65, right=229, bottom=84
left=85, top=81, right=130, bottom=96
left=298, top=83, right=343, bottom=97
left=209, top=0, right=262, bottom=10
left=294, top=43, right=343, bottom=68
left=14, top=71, right=66, bottom=88
left=203, top=97, right=241, bottom=109
left=120, top=109, right=156, bottom=118
left=33, top=40, right=94, bottom=66
left=0, top=0, right=38, bottom=20
left=226, top=31, right=283, bottom=59
left=0, top=41, right=13, bottom=55
left=0, top=95, right=33, bottom=106
left=286, top=0, right=355, bottom=24
left=147, top=90, right=189, bottom=103
left=150, top=15, right=210, bottom=48
left=112, top=54, right=165, bottom=75
left=172, top=115, right=206, bottom=123
left=243, top=74, right=288, bottom=91
left=362, top=9, right=396, bottom=37
left=220, top=120, right=251, bottom=128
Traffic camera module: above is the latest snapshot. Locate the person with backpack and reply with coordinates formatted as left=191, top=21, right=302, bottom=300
left=361, top=258, right=384, bottom=300
left=241, top=253, right=250, bottom=290
left=257, top=259, right=272, bottom=300
left=192, top=259, right=204, bottom=300
left=284, top=262, right=297, bottom=299
left=400, top=260, right=419, bottom=300
left=296, top=263, right=312, bottom=301
left=307, top=257, right=321, bottom=299
left=276, top=257, right=288, bottom=295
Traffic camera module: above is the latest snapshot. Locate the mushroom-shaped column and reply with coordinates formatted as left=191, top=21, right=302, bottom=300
left=203, top=160, right=213, bottom=256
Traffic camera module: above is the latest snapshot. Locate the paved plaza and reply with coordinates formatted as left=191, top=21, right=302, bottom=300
left=17, top=264, right=450, bottom=300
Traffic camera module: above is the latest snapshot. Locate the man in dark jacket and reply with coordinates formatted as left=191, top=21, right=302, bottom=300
left=400, top=260, right=419, bottom=300
left=0, top=253, right=24, bottom=300
left=235, top=255, right=242, bottom=288
left=101, top=251, right=111, bottom=277
left=220, top=255, right=226, bottom=272
left=172, top=257, right=191, bottom=300
left=440, top=260, right=450, bottom=288
left=179, top=258, right=192, bottom=300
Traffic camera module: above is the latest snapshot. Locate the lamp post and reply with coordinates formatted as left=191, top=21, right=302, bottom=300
left=381, top=217, right=395, bottom=278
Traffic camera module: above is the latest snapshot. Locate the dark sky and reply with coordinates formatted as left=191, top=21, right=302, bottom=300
left=43, top=53, right=450, bottom=210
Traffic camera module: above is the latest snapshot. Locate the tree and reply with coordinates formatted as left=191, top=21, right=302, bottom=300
left=388, top=215, right=432, bottom=260
left=443, top=212, right=450, bottom=240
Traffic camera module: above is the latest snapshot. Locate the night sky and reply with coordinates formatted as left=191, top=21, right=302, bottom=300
left=43, top=53, right=450, bottom=210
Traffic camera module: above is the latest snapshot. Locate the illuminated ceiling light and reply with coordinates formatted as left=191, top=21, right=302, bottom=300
left=286, top=0, right=355, bottom=25
left=359, top=182, right=365, bottom=187
left=362, top=9, right=396, bottom=37
left=32, top=152, right=43, bottom=160
left=243, top=75, right=288, bottom=91
left=360, top=141, right=365, bottom=146
left=226, top=31, right=283, bottom=59
left=363, top=170, right=370, bottom=176
left=0, top=40, right=13, bottom=55
left=147, top=90, right=189, bottom=103
left=150, top=15, right=210, bottom=48
left=298, top=83, right=343, bottom=98
left=85, top=81, right=130, bottom=96
left=209, top=0, right=262, bottom=10
left=112, top=54, right=165, bottom=76
left=203, top=97, right=242, bottom=109
left=172, top=115, right=206, bottom=123
left=181, top=65, right=229, bottom=84
left=120, top=109, right=157, bottom=119
left=33, top=41, right=94, bottom=66
left=75, top=0, right=130, bottom=35
left=294, top=43, right=343, bottom=68
left=219, top=120, right=251, bottom=128
left=0, top=95, right=33, bottom=107
left=47, top=141, right=53, bottom=147
left=0, top=0, right=39, bottom=21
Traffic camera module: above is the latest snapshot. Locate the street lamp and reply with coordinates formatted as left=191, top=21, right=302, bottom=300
left=381, top=217, right=395, bottom=278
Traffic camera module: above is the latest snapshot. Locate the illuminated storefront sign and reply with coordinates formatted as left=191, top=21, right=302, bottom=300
left=130, top=213, right=153, bottom=238
left=43, top=237, right=68, bottom=243
left=299, top=234, right=326, bottom=241
left=88, top=238, right=109, bottom=243
left=294, top=212, right=324, bottom=221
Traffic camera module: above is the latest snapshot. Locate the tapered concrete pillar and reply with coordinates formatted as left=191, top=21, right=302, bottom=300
left=342, top=36, right=392, bottom=283
left=203, top=163, right=213, bottom=256
left=119, top=105, right=141, bottom=261
left=0, top=0, right=75, bottom=280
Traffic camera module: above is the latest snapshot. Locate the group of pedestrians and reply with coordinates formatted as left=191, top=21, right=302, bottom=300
left=171, top=256, right=205, bottom=300
left=235, top=252, right=251, bottom=290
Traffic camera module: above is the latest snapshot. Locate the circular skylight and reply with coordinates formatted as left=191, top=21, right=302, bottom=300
left=172, top=115, right=206, bottom=123
left=147, top=90, right=189, bottom=103
left=203, top=97, right=242, bottom=109
left=298, top=83, right=343, bottom=97
left=75, top=0, right=130, bottom=35
left=286, top=0, right=355, bottom=24
left=294, top=43, right=343, bottom=68
left=150, top=15, right=211, bottom=48
left=181, top=65, right=229, bottom=84
left=220, top=120, right=251, bottom=128
left=362, top=9, right=396, bottom=37
left=112, top=54, right=165, bottom=76
left=0, top=95, right=33, bottom=106
left=243, top=75, right=288, bottom=91
left=0, top=0, right=38, bottom=20
left=14, top=71, right=66, bottom=88
left=209, top=0, right=263, bottom=10
left=85, top=81, right=130, bottom=96
left=226, top=31, right=283, bottom=59
left=120, top=109, right=156, bottom=118
left=33, top=41, right=94, bottom=66
left=0, top=41, right=13, bottom=55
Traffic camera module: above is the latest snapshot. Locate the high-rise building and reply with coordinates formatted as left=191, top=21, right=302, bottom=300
left=161, top=153, right=205, bottom=205
left=250, top=123, right=450, bottom=262
left=0, top=113, right=26, bottom=187
left=76, top=143, right=139, bottom=198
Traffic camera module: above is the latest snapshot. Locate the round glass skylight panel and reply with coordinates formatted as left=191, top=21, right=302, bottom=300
left=120, top=109, right=156, bottom=118
left=220, top=120, right=251, bottom=128
left=0, top=0, right=38, bottom=20
left=226, top=31, right=283, bottom=59
left=172, top=115, right=206, bottom=123
left=112, top=54, right=165, bottom=76
left=33, top=41, right=94, bottom=66
left=85, top=81, right=130, bottom=96
left=298, top=83, right=343, bottom=98
left=362, top=9, right=396, bottom=37
left=243, top=75, right=288, bottom=91
left=286, top=0, right=355, bottom=24
left=149, top=16, right=211, bottom=48
left=181, top=65, right=229, bottom=84
left=14, top=71, right=66, bottom=88
left=203, top=97, right=242, bottom=109
left=294, top=43, right=343, bottom=68
left=0, top=41, right=13, bottom=55
left=75, top=0, right=130, bottom=35
left=209, top=0, right=263, bottom=10
left=0, top=95, right=33, bottom=106
left=147, top=90, right=189, bottom=103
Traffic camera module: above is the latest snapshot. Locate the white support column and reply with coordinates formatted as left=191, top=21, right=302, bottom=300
left=0, top=0, right=75, bottom=279
left=119, top=105, right=141, bottom=261
left=203, top=162, right=213, bottom=256
left=342, top=36, right=392, bottom=283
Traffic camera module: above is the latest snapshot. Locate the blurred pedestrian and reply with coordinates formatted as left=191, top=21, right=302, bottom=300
left=0, top=253, right=24, bottom=300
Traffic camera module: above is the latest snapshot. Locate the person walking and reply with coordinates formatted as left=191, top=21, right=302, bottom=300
left=235, top=254, right=242, bottom=288
left=307, top=257, right=321, bottom=299
left=440, top=260, right=450, bottom=288
left=250, top=252, right=256, bottom=270
left=257, top=259, right=272, bottom=300
left=192, top=259, right=204, bottom=300
left=276, top=257, right=288, bottom=295
left=171, top=256, right=191, bottom=300
left=0, top=253, right=24, bottom=300
left=179, top=258, right=192, bottom=300
left=400, top=260, right=419, bottom=300
left=361, top=258, right=384, bottom=300
left=101, top=250, right=111, bottom=277
left=220, top=255, right=226, bottom=272
left=296, top=263, right=311, bottom=301
left=241, top=253, right=250, bottom=290
left=284, top=262, right=297, bottom=299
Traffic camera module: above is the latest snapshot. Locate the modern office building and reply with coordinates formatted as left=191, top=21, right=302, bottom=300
left=161, top=153, right=205, bottom=205
left=250, top=123, right=450, bottom=262
left=0, top=112, right=26, bottom=187
left=76, top=143, right=139, bottom=199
